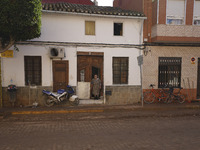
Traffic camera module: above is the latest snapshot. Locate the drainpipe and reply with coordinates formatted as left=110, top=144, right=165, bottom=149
left=103, top=67, right=106, bottom=104
left=0, top=57, right=2, bottom=108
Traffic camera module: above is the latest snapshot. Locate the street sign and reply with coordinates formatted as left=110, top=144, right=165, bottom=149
left=0, top=50, right=13, bottom=58
left=191, top=57, right=195, bottom=64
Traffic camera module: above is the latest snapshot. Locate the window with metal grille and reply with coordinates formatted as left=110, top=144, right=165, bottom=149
left=24, top=56, right=41, bottom=85
left=159, top=57, right=182, bottom=88
left=113, top=57, right=129, bottom=84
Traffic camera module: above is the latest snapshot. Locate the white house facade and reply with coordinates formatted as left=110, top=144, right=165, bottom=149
left=2, top=3, right=146, bottom=107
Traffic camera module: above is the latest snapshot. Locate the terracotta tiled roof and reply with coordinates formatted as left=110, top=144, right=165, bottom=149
left=42, top=2, right=145, bottom=17
left=42, top=0, right=94, bottom=5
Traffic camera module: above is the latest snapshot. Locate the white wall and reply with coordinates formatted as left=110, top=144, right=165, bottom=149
left=2, top=45, right=141, bottom=87
left=2, top=45, right=51, bottom=87
left=2, top=12, right=143, bottom=87
left=33, top=12, right=143, bottom=45
left=1, top=45, right=77, bottom=87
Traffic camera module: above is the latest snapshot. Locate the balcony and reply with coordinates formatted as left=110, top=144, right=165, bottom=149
left=151, top=24, right=200, bottom=43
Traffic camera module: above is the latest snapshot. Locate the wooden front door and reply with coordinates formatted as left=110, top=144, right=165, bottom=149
left=197, top=58, right=200, bottom=99
left=77, top=55, right=103, bottom=95
left=53, top=60, right=69, bottom=92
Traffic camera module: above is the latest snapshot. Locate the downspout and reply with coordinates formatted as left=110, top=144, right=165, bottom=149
left=0, top=57, right=2, bottom=108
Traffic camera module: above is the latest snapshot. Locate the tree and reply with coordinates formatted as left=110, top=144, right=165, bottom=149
left=0, top=0, right=42, bottom=53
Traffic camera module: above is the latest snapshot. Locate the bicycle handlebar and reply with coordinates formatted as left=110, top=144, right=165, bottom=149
left=149, top=84, right=155, bottom=88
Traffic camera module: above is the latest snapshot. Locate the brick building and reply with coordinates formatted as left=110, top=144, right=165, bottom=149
left=114, top=0, right=200, bottom=101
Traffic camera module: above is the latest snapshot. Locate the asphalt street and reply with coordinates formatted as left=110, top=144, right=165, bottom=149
left=0, top=108, right=200, bottom=150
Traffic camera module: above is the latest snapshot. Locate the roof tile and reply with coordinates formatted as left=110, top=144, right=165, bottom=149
left=42, top=2, right=145, bottom=17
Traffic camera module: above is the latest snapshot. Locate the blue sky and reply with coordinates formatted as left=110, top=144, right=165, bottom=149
left=97, top=0, right=113, bottom=6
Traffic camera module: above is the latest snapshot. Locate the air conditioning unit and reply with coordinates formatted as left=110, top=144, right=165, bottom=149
left=49, top=47, right=65, bottom=59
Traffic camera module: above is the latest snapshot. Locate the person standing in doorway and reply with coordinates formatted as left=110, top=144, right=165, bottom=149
left=91, top=74, right=101, bottom=100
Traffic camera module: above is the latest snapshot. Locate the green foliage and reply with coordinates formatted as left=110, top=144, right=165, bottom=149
left=0, top=0, right=42, bottom=44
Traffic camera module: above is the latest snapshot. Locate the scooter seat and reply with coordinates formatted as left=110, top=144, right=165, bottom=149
left=51, top=92, right=60, bottom=97
left=42, top=90, right=52, bottom=95
left=57, top=89, right=65, bottom=94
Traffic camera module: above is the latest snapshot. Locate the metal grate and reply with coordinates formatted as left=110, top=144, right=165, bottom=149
left=159, top=57, right=182, bottom=88
left=113, top=57, right=129, bottom=84
left=24, top=56, right=41, bottom=86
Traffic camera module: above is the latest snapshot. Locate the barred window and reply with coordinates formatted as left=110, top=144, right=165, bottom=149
left=24, top=56, right=42, bottom=86
left=113, top=57, right=128, bottom=84
left=159, top=57, right=182, bottom=88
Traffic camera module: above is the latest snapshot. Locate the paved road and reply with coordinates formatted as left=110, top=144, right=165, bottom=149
left=0, top=110, right=200, bottom=150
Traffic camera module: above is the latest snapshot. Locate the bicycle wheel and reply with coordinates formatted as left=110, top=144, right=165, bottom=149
left=165, top=94, right=174, bottom=104
left=143, top=91, right=155, bottom=104
left=160, top=92, right=169, bottom=103
left=177, top=94, right=185, bottom=104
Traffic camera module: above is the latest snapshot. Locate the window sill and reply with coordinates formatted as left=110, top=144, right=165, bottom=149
left=166, top=24, right=185, bottom=26
left=25, top=85, right=42, bottom=87
left=85, top=34, right=96, bottom=36
left=113, top=35, right=124, bottom=37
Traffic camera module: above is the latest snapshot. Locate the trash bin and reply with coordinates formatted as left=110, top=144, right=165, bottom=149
left=7, top=84, right=17, bottom=107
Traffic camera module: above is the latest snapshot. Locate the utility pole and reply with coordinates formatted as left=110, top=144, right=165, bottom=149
left=137, top=55, right=143, bottom=107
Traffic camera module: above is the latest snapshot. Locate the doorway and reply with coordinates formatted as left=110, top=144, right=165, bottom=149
left=53, top=60, right=69, bottom=92
left=77, top=53, right=103, bottom=97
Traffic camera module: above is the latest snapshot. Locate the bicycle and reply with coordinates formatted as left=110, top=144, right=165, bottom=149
left=165, top=87, right=185, bottom=104
left=143, top=84, right=169, bottom=104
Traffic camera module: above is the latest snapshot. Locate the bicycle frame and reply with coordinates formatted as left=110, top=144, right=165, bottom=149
left=149, top=85, right=168, bottom=101
left=167, top=87, right=185, bottom=104
left=143, top=84, right=169, bottom=104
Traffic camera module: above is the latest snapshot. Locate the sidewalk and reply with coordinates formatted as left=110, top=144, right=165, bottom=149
left=0, top=102, right=200, bottom=117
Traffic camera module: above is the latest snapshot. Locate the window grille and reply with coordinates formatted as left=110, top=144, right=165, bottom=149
left=113, top=57, right=128, bottom=84
left=159, top=57, right=182, bottom=88
left=24, top=56, right=41, bottom=85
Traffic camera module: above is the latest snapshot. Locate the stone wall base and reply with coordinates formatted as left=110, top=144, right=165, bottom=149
left=3, top=85, right=141, bottom=107
left=3, top=86, right=53, bottom=107
left=105, top=85, right=141, bottom=105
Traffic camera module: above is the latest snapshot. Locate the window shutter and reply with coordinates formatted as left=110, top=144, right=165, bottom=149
left=85, top=21, right=95, bottom=35
left=194, top=0, right=200, bottom=18
left=167, top=0, right=185, bottom=18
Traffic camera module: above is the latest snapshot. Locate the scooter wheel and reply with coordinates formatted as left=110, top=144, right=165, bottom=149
left=70, top=98, right=79, bottom=106
left=44, top=96, right=55, bottom=107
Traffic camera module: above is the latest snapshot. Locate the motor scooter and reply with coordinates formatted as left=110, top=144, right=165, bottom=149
left=42, top=85, right=79, bottom=107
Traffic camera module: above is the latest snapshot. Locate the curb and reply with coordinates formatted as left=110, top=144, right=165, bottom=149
left=11, top=109, right=104, bottom=115
left=0, top=103, right=199, bottom=117
left=8, top=104, right=200, bottom=115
